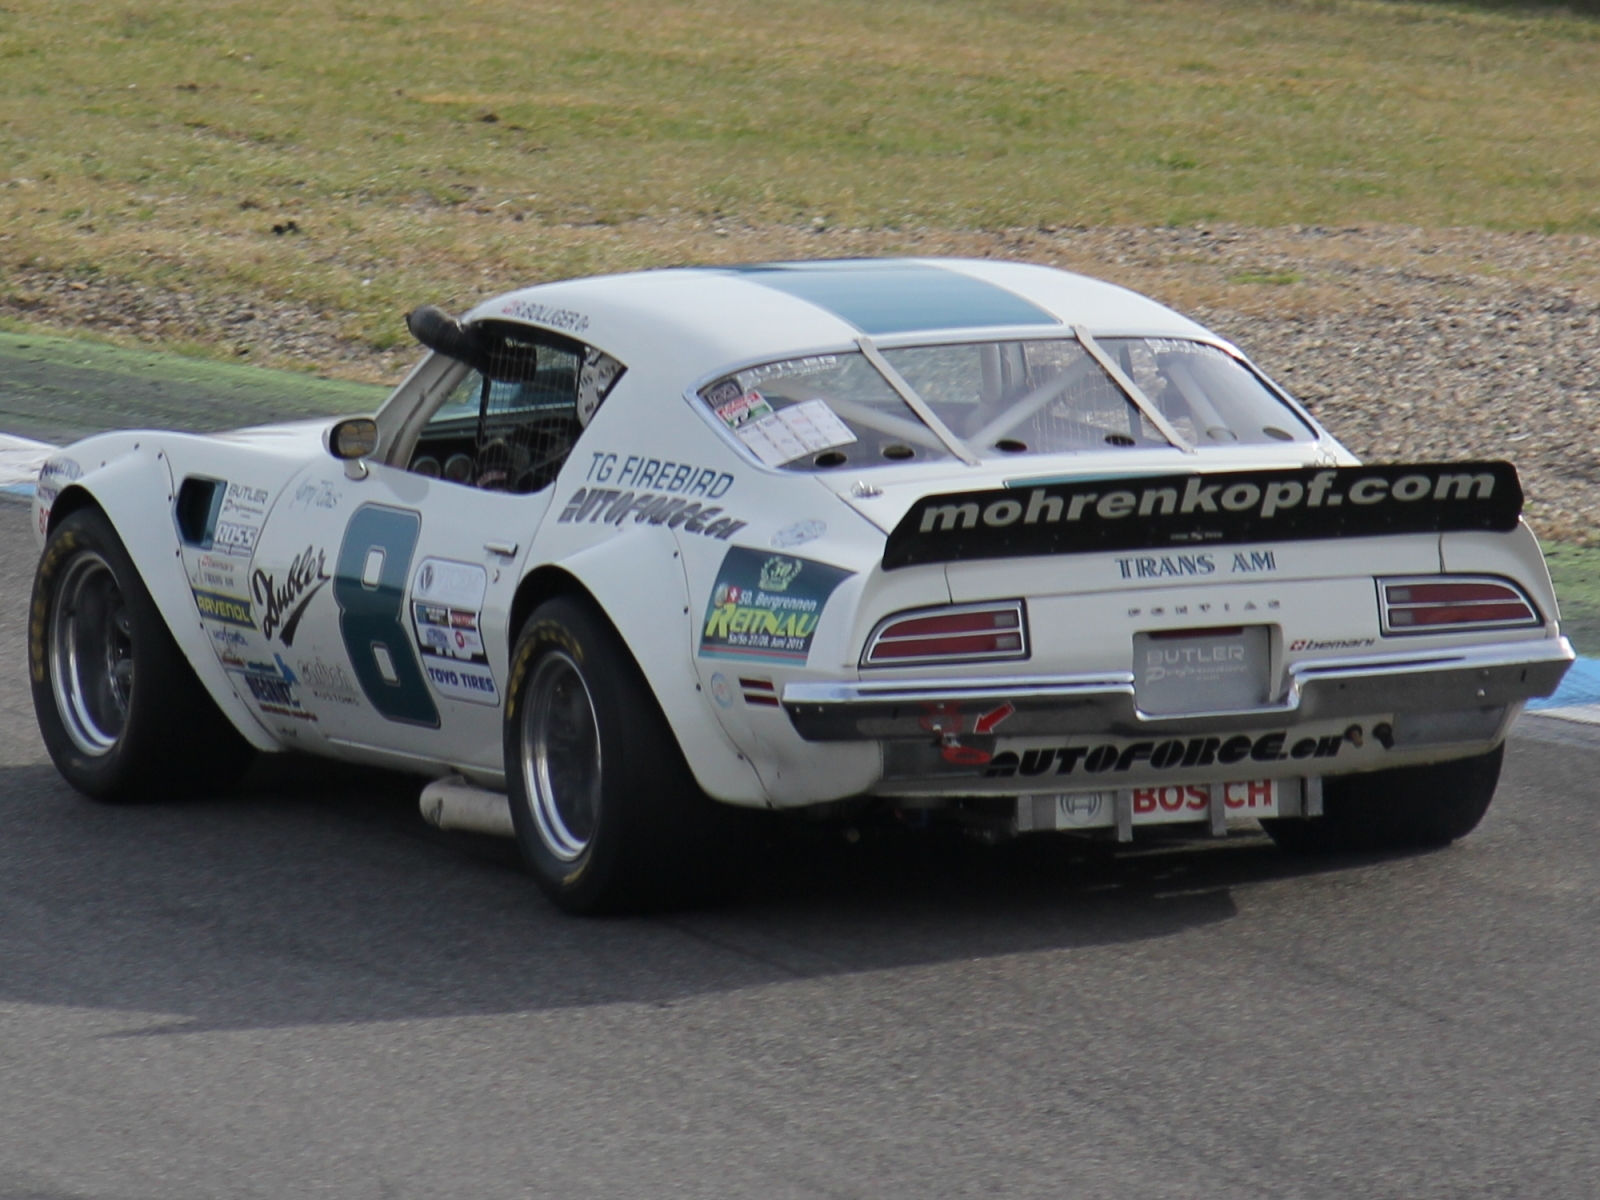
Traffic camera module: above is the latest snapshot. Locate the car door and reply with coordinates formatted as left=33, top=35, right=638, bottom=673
left=249, top=328, right=613, bottom=775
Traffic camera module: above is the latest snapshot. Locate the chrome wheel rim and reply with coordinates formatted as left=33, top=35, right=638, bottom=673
left=520, top=650, right=601, bottom=862
left=49, top=551, right=134, bottom=757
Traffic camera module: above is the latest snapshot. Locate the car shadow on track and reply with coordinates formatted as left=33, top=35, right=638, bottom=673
left=0, top=756, right=1414, bottom=1034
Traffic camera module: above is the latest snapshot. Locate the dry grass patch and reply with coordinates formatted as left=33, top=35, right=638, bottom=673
left=3, top=0, right=1600, bottom=355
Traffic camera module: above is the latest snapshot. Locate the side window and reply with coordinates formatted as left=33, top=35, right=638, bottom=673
left=407, top=324, right=624, bottom=494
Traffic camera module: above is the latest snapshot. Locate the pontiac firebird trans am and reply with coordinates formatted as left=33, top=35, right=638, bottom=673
left=28, top=258, right=1575, bottom=911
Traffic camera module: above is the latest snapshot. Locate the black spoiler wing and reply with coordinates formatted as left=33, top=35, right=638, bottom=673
left=882, top=462, right=1522, bottom=570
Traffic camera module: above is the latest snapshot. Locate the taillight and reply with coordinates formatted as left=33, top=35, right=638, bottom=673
left=1379, top=576, right=1541, bottom=635
left=862, top=601, right=1028, bottom=666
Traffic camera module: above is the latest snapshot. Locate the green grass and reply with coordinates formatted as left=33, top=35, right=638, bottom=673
left=0, top=325, right=384, bottom=442
left=2, top=0, right=1600, bottom=356
left=1543, top=541, right=1600, bottom=657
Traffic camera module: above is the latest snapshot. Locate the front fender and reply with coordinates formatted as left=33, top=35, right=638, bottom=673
left=45, top=440, right=282, bottom=753
left=553, top=524, right=771, bottom=806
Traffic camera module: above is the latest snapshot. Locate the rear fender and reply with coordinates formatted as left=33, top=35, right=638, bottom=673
left=546, top=525, right=771, bottom=806
left=43, top=443, right=282, bottom=752
left=1440, top=521, right=1561, bottom=633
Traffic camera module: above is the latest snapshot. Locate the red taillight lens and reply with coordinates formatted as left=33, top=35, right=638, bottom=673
left=1379, top=576, right=1539, bottom=635
left=864, top=601, right=1029, bottom=666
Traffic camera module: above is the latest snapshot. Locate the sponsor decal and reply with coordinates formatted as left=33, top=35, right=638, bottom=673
left=213, top=520, right=259, bottom=557
left=713, top=389, right=773, bottom=429
left=220, top=481, right=270, bottom=522
left=197, top=480, right=273, bottom=559
left=500, top=298, right=590, bottom=334
left=253, top=546, right=330, bottom=646
left=772, top=519, right=826, bottom=550
left=584, top=452, right=734, bottom=497
left=707, top=357, right=840, bottom=398
left=193, top=588, right=255, bottom=628
left=1290, top=637, right=1376, bottom=652
left=209, top=626, right=248, bottom=650
left=1041, top=781, right=1284, bottom=829
left=35, top=456, right=80, bottom=512
left=699, top=548, right=852, bottom=664
left=414, top=558, right=486, bottom=609
left=189, top=551, right=242, bottom=594
left=883, top=462, right=1522, bottom=569
left=557, top=487, right=747, bottom=540
left=1129, top=780, right=1281, bottom=821
left=296, top=656, right=363, bottom=707
left=40, top=456, right=82, bottom=484
left=408, top=557, right=498, bottom=706
left=289, top=479, right=342, bottom=512
left=1057, top=792, right=1107, bottom=828
left=228, top=656, right=315, bottom=722
left=709, top=672, right=734, bottom=708
left=984, top=730, right=1348, bottom=779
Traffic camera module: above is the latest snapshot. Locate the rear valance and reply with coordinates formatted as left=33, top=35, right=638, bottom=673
left=882, top=462, right=1521, bottom=569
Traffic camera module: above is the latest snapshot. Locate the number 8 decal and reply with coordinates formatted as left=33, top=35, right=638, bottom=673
left=335, top=504, right=440, bottom=727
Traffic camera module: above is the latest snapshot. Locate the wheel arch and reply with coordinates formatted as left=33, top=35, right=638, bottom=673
left=38, top=455, right=281, bottom=753
left=510, top=541, right=769, bottom=806
left=509, top=563, right=592, bottom=644
left=45, top=482, right=99, bottom=535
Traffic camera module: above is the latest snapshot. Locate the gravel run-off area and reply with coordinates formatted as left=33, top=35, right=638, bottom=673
left=3, top=222, right=1597, bottom=542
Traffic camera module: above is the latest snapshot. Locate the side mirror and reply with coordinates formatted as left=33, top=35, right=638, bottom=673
left=326, top=417, right=379, bottom=460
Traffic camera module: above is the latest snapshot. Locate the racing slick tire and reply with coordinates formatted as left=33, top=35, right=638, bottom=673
left=505, top=595, right=731, bottom=915
left=30, top=506, right=256, bottom=802
left=1261, top=744, right=1503, bottom=853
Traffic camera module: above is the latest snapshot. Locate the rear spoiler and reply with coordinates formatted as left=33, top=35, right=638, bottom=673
left=882, top=462, right=1521, bottom=570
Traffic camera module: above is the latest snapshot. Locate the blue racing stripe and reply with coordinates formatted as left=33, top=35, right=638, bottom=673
left=727, top=260, right=1059, bottom=335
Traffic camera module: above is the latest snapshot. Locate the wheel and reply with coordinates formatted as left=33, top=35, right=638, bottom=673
left=504, top=595, right=728, bottom=914
left=30, top=506, right=255, bottom=801
left=1261, top=744, right=1503, bottom=853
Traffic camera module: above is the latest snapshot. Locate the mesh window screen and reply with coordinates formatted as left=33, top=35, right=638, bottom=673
left=408, top=323, right=623, bottom=493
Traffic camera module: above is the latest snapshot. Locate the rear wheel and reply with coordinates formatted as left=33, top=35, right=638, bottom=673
left=1262, top=744, right=1503, bottom=853
left=505, top=595, right=730, bottom=914
left=30, top=506, right=255, bottom=801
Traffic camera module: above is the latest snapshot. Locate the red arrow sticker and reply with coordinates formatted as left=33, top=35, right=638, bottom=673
left=974, top=702, right=1016, bottom=735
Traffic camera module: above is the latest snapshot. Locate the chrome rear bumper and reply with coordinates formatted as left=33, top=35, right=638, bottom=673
left=782, top=638, right=1574, bottom=742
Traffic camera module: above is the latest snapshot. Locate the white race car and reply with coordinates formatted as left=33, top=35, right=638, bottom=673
left=29, top=258, right=1574, bottom=911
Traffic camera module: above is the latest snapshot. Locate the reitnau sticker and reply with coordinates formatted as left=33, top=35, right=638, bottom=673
left=699, top=548, right=852, bottom=664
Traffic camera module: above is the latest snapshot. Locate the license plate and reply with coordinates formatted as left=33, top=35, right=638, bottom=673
left=1028, top=778, right=1292, bottom=831
left=1133, top=625, right=1270, bottom=715
left=1130, top=779, right=1283, bottom=823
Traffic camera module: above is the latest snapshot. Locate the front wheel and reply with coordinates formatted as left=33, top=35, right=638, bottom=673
left=30, top=506, right=254, bottom=801
left=1262, top=744, right=1503, bottom=853
left=504, top=595, right=727, bottom=914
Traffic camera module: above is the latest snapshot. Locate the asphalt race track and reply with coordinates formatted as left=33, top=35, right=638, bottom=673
left=3, top=501, right=1600, bottom=1197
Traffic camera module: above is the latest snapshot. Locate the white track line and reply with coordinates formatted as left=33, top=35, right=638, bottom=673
left=0, top=433, right=53, bottom=493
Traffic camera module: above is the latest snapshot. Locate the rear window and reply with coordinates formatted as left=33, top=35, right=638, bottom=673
left=697, top=338, right=1313, bottom=472
left=1098, top=338, right=1314, bottom=446
left=699, top=352, right=962, bottom=471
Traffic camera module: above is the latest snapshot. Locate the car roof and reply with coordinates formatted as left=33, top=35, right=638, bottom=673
left=462, top=257, right=1217, bottom=381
